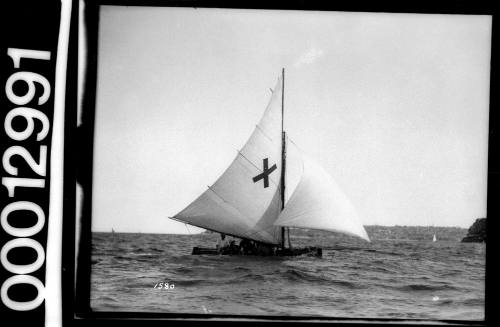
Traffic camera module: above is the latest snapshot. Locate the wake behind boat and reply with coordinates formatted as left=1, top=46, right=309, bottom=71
left=169, top=69, right=370, bottom=256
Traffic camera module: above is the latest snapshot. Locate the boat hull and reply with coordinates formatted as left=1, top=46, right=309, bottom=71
left=191, top=246, right=322, bottom=257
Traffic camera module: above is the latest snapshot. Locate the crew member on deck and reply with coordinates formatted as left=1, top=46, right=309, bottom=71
left=256, top=242, right=273, bottom=256
left=216, top=233, right=230, bottom=253
left=239, top=238, right=254, bottom=255
left=228, top=239, right=240, bottom=254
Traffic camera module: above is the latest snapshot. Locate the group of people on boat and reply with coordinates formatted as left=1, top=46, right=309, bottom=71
left=215, top=233, right=275, bottom=255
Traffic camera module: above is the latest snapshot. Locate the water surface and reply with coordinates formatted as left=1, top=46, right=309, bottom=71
left=91, top=226, right=484, bottom=320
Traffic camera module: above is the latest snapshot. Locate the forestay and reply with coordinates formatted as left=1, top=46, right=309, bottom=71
left=172, top=77, right=284, bottom=245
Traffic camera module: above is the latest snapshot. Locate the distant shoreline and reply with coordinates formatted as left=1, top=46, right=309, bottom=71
left=92, top=225, right=468, bottom=235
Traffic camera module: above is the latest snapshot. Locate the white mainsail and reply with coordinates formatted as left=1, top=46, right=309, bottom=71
left=274, top=141, right=370, bottom=242
left=171, top=70, right=370, bottom=245
left=172, top=77, right=284, bottom=245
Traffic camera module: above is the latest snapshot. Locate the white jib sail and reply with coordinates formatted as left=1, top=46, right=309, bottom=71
left=172, top=76, right=284, bottom=245
left=275, top=143, right=370, bottom=242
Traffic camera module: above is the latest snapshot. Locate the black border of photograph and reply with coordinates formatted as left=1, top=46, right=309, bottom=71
left=70, top=1, right=498, bottom=327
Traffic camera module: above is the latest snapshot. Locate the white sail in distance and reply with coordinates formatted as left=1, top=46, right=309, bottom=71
left=275, top=141, right=370, bottom=242
left=171, top=76, right=284, bottom=245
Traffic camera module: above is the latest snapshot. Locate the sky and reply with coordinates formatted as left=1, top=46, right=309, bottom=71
left=90, top=6, right=491, bottom=233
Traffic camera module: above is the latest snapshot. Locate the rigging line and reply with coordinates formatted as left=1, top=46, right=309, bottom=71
left=185, top=223, right=191, bottom=234
left=286, top=136, right=299, bottom=147
left=207, top=185, right=232, bottom=204
left=236, top=150, right=260, bottom=171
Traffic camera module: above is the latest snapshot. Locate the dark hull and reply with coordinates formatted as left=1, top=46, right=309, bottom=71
left=192, top=246, right=322, bottom=257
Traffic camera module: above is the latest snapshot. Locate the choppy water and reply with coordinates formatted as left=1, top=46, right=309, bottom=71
left=90, top=227, right=485, bottom=320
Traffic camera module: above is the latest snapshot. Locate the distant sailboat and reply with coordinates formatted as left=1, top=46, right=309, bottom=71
left=169, top=69, right=370, bottom=256
left=433, top=233, right=437, bottom=242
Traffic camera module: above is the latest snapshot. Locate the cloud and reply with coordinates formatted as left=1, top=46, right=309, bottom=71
left=294, top=48, right=324, bottom=67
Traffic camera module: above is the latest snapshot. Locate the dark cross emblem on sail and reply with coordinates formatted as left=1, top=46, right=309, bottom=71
left=252, top=158, right=277, bottom=188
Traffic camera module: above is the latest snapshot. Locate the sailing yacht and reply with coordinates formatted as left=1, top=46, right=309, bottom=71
left=169, top=69, right=370, bottom=256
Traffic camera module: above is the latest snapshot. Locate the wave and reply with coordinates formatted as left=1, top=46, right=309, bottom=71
left=227, top=273, right=266, bottom=283
left=135, top=255, right=159, bottom=260
left=173, top=266, right=193, bottom=274
left=280, top=269, right=364, bottom=289
left=396, top=283, right=459, bottom=292
left=90, top=231, right=485, bottom=319
left=329, top=279, right=366, bottom=289
left=367, top=265, right=399, bottom=274
left=283, top=269, right=324, bottom=282
left=462, top=298, right=484, bottom=306
left=363, top=249, right=404, bottom=256
left=326, top=246, right=363, bottom=252
left=174, top=279, right=209, bottom=286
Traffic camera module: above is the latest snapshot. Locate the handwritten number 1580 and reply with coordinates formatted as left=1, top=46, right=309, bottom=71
left=154, top=282, right=175, bottom=289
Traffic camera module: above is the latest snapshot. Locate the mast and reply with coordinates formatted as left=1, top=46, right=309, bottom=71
left=280, top=67, right=286, bottom=249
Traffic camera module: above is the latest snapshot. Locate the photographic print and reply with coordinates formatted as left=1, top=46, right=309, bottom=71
left=87, top=6, right=490, bottom=320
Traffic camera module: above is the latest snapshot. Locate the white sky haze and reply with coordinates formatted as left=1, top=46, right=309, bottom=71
left=91, top=7, right=491, bottom=233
